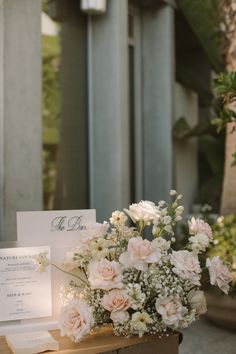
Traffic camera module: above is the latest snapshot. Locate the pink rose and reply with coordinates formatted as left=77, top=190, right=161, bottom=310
left=88, top=258, right=123, bottom=290
left=170, top=250, right=201, bottom=285
left=155, top=297, right=187, bottom=327
left=188, top=217, right=212, bottom=240
left=206, top=256, right=232, bottom=294
left=119, top=237, right=162, bottom=271
left=58, top=300, right=94, bottom=342
left=102, top=289, right=130, bottom=313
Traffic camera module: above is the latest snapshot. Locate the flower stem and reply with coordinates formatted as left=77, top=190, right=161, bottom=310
left=136, top=271, right=142, bottom=282
left=52, top=263, right=88, bottom=285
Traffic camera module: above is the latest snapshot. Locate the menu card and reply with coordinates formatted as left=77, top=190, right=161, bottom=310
left=0, top=246, right=51, bottom=322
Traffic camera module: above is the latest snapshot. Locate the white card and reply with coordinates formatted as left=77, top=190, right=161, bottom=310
left=17, top=209, right=96, bottom=247
left=16, top=210, right=96, bottom=321
left=6, top=330, right=59, bottom=354
left=0, top=247, right=51, bottom=322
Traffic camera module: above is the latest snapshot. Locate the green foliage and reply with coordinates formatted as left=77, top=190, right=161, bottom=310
left=42, top=0, right=49, bottom=13
left=42, top=20, right=61, bottom=208
left=214, top=71, right=236, bottom=98
left=213, top=72, right=236, bottom=132
left=208, top=215, right=236, bottom=295
left=173, top=117, right=224, bottom=210
left=212, top=71, right=236, bottom=165
left=42, top=34, right=61, bottom=145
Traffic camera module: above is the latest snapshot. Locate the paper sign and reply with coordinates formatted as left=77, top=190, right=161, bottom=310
left=17, top=210, right=96, bottom=247
left=0, top=247, right=51, bottom=322
left=16, top=210, right=96, bottom=322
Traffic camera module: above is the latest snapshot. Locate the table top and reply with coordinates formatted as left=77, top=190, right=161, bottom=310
left=0, top=327, right=179, bottom=354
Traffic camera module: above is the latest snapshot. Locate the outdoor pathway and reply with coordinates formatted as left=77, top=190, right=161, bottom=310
left=180, top=318, right=236, bottom=354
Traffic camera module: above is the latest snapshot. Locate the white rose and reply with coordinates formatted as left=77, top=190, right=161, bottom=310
left=206, top=256, right=232, bottom=294
left=188, top=217, right=212, bottom=241
left=189, top=233, right=210, bottom=254
left=155, top=297, right=187, bottom=327
left=119, top=237, right=162, bottom=271
left=124, top=201, right=160, bottom=224
left=58, top=300, right=94, bottom=342
left=102, top=289, right=130, bottom=312
left=88, top=258, right=123, bottom=290
left=187, top=289, right=207, bottom=315
left=170, top=250, right=201, bottom=285
left=110, top=310, right=130, bottom=323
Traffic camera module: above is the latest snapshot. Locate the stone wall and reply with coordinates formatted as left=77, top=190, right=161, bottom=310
left=0, top=0, right=42, bottom=240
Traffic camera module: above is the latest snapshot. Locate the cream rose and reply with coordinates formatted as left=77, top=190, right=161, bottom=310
left=188, top=217, right=212, bottom=241
left=155, top=297, right=186, bottom=327
left=206, top=256, right=232, bottom=294
left=58, top=300, right=94, bottom=342
left=170, top=250, right=201, bottom=285
left=124, top=200, right=160, bottom=224
left=110, top=310, right=130, bottom=323
left=88, top=258, right=123, bottom=290
left=119, top=237, right=162, bottom=271
left=187, top=289, right=207, bottom=315
left=102, top=289, right=130, bottom=312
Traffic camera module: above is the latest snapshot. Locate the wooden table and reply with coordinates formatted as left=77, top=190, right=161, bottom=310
left=0, top=327, right=180, bottom=354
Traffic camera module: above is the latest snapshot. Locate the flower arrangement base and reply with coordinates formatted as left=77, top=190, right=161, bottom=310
left=206, top=292, right=236, bottom=331
left=1, top=326, right=180, bottom=354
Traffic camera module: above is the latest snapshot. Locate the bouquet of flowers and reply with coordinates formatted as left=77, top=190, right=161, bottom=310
left=35, top=190, right=232, bottom=342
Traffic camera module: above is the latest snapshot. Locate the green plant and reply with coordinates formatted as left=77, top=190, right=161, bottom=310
left=42, top=9, right=61, bottom=209
left=212, top=71, right=236, bottom=165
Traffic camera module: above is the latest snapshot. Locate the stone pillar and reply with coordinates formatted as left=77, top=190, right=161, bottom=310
left=88, top=0, right=130, bottom=221
left=0, top=0, right=42, bottom=240
left=142, top=4, right=175, bottom=202
left=54, top=1, right=89, bottom=210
